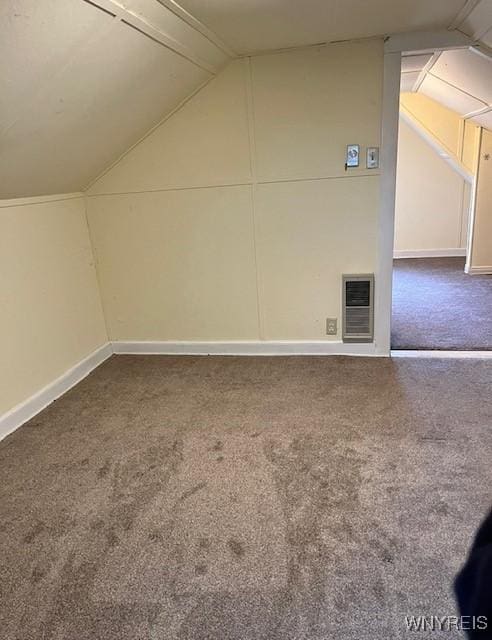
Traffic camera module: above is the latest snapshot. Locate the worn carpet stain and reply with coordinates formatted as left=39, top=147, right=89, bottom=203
left=392, top=257, right=492, bottom=350
left=0, top=355, right=491, bottom=639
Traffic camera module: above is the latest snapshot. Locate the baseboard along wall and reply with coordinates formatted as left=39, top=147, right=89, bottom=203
left=0, top=343, right=113, bottom=442
left=465, top=265, right=492, bottom=275
left=393, top=249, right=466, bottom=259
left=111, top=340, right=380, bottom=357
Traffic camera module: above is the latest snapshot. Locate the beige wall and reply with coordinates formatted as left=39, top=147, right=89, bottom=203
left=400, top=92, right=480, bottom=173
left=0, top=195, right=108, bottom=414
left=87, top=40, right=383, bottom=341
left=395, top=118, right=470, bottom=253
left=469, top=128, right=492, bottom=271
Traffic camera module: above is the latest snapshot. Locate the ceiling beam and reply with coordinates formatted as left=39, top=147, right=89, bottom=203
left=156, top=0, right=236, bottom=57
left=463, top=104, right=492, bottom=119
left=448, top=0, right=482, bottom=31
left=412, top=51, right=441, bottom=92
left=82, top=0, right=229, bottom=74
left=385, top=29, right=474, bottom=54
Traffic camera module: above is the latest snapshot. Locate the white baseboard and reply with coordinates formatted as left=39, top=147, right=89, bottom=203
left=464, top=265, right=492, bottom=275
left=392, top=350, right=492, bottom=359
left=112, top=340, right=382, bottom=357
left=393, top=249, right=466, bottom=259
left=0, top=343, right=113, bottom=442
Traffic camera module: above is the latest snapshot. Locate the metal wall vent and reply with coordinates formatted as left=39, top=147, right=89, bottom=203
left=342, top=274, right=374, bottom=343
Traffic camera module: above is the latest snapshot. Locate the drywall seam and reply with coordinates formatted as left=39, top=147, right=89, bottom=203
left=0, top=192, right=84, bottom=208
left=245, top=56, right=264, bottom=339
left=235, top=35, right=384, bottom=59
left=83, top=195, right=111, bottom=341
left=84, top=72, right=218, bottom=192
left=0, top=343, right=113, bottom=442
left=85, top=172, right=381, bottom=199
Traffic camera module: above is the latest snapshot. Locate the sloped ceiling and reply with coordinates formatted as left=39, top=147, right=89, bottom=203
left=0, top=0, right=231, bottom=199
left=2, top=0, right=492, bottom=198
left=400, top=1, right=492, bottom=131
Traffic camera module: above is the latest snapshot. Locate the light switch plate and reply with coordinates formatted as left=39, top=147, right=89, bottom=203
left=326, top=318, right=337, bottom=335
left=366, top=147, right=379, bottom=169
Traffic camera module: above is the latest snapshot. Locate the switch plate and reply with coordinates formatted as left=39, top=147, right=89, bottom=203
left=326, top=318, right=337, bottom=335
left=366, top=147, right=379, bottom=169
left=346, top=144, right=360, bottom=168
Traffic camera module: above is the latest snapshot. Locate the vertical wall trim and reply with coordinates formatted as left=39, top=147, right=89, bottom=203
left=375, top=51, right=401, bottom=354
left=245, top=56, right=265, bottom=340
left=465, top=127, right=483, bottom=273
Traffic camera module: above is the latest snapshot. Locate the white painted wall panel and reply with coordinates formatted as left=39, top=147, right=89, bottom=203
left=0, top=195, right=107, bottom=415
left=86, top=187, right=260, bottom=340
left=470, top=129, right=492, bottom=268
left=395, top=118, right=469, bottom=253
left=256, top=177, right=379, bottom=339
left=251, top=41, right=382, bottom=182
left=87, top=41, right=384, bottom=342
left=88, top=61, right=251, bottom=195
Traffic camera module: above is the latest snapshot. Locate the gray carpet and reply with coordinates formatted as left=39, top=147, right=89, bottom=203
left=392, top=257, right=492, bottom=350
left=1, top=355, right=491, bottom=639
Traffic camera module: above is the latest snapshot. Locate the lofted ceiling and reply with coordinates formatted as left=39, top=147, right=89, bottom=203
left=2, top=0, right=492, bottom=198
left=401, top=47, right=492, bottom=130
left=400, top=1, right=492, bottom=129
left=0, top=0, right=231, bottom=199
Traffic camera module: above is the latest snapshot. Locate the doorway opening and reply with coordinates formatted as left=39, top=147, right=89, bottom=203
left=391, top=47, right=492, bottom=351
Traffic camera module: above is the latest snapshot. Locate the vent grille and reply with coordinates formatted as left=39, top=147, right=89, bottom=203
left=342, top=274, right=374, bottom=343
left=346, top=280, right=371, bottom=307
left=345, top=307, right=371, bottom=334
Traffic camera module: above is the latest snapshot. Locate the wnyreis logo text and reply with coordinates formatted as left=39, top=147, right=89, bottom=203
left=404, top=616, right=487, bottom=632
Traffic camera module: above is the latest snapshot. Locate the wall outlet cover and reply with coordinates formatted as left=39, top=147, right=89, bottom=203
left=326, top=318, right=337, bottom=335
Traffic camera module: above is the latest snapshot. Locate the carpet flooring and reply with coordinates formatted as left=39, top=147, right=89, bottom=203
left=1, top=355, right=491, bottom=639
left=392, top=257, right=492, bottom=350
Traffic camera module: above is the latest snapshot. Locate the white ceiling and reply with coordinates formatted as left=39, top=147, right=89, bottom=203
left=399, top=1, right=492, bottom=129
left=2, top=0, right=492, bottom=197
left=401, top=47, right=492, bottom=130
left=177, top=0, right=466, bottom=55
left=0, top=0, right=230, bottom=198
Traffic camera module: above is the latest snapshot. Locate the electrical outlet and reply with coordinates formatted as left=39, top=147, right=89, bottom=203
left=326, top=318, right=337, bottom=335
